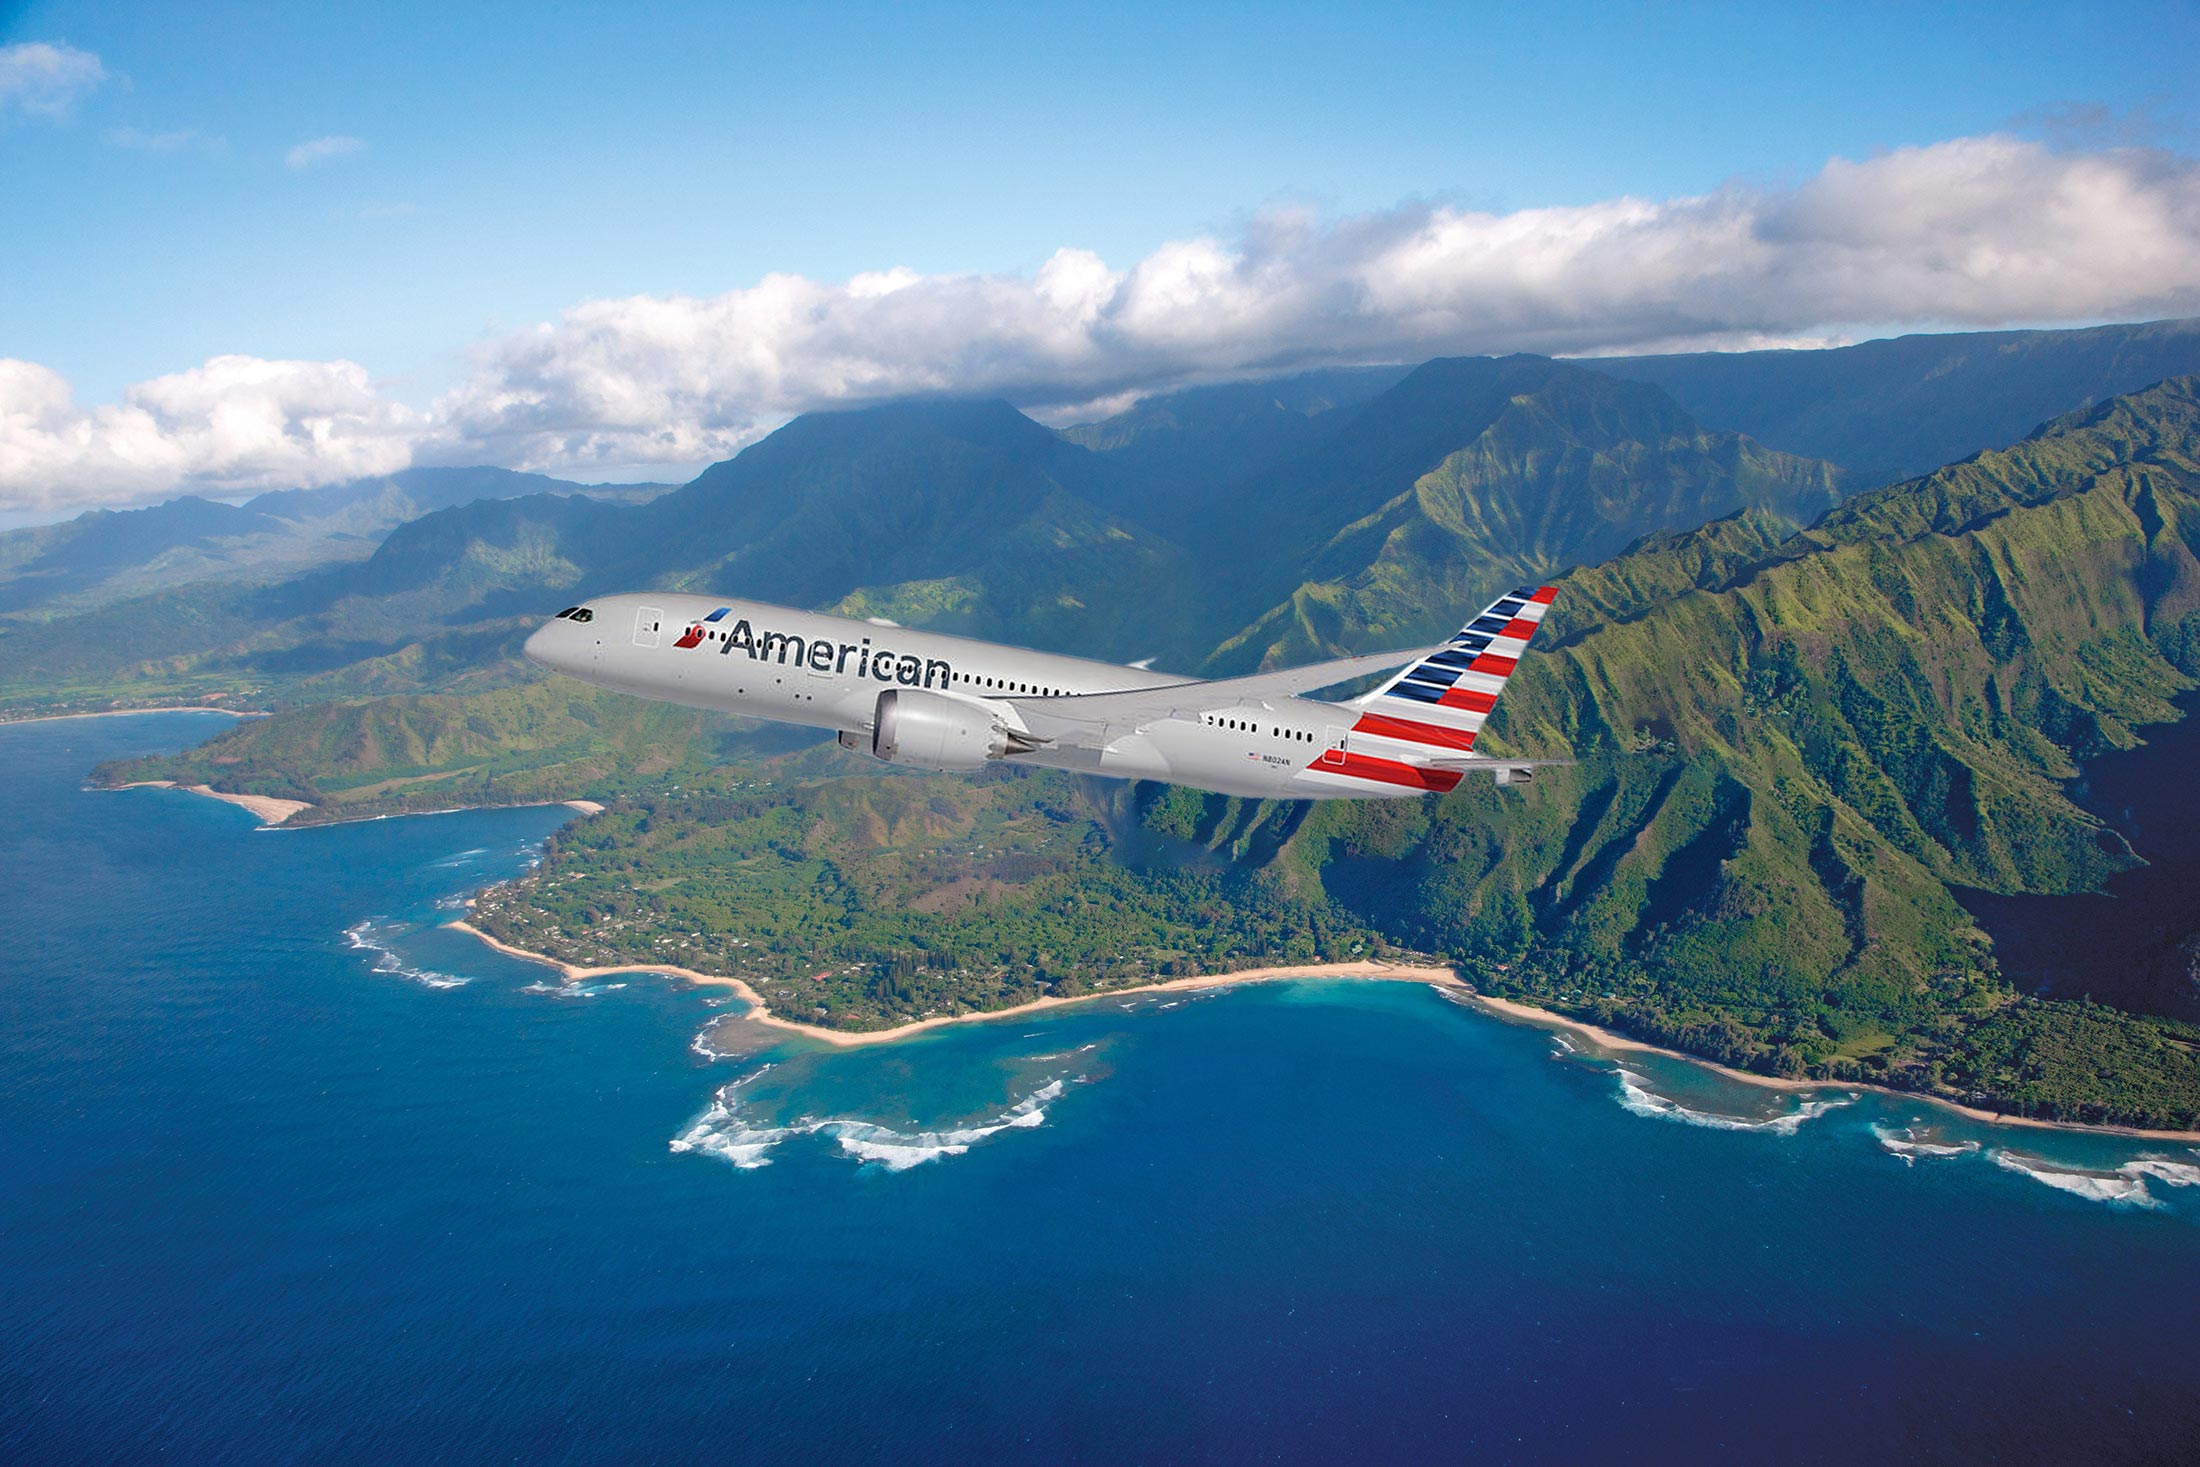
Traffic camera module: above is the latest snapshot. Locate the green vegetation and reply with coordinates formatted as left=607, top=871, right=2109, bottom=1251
left=94, top=679, right=776, bottom=822
left=468, top=772, right=1401, bottom=1030
left=1288, top=378, right=2200, bottom=1127
left=474, top=377, right=2200, bottom=1124
left=71, top=362, right=2200, bottom=1128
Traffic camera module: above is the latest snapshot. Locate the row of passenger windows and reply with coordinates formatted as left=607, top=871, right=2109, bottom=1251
left=957, top=672, right=1062, bottom=696
left=1202, top=713, right=1315, bottom=742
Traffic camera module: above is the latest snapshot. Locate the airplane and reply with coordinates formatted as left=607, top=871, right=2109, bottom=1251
left=522, top=587, right=1567, bottom=800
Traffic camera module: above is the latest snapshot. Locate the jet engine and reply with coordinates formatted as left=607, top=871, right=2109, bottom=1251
left=870, top=689, right=1033, bottom=770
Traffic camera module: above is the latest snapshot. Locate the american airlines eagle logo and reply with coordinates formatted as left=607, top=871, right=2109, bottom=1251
left=673, top=607, right=956, bottom=689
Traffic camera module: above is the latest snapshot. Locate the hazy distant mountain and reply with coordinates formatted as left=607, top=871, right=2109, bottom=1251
left=1589, top=316, right=2200, bottom=485
left=0, top=466, right=673, bottom=615
left=1062, top=365, right=1410, bottom=531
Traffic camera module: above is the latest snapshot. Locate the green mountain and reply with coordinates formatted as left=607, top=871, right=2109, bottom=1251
left=1284, top=376, right=2200, bottom=1125
left=86, top=371, right=2200, bottom=1123
left=1203, top=357, right=1842, bottom=672
left=1593, top=316, right=2200, bottom=486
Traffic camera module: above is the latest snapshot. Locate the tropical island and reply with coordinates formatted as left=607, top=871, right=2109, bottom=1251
left=26, top=325, right=2200, bottom=1131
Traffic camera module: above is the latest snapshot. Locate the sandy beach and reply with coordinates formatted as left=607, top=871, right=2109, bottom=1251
left=4, top=705, right=254, bottom=727
left=112, top=779, right=311, bottom=826
left=445, top=917, right=1460, bottom=1047
left=447, top=918, right=2200, bottom=1140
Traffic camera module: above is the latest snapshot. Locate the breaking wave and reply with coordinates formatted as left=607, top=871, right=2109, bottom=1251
left=518, top=979, right=623, bottom=999
left=1988, top=1150, right=2165, bottom=1208
left=2123, top=1156, right=2200, bottom=1189
left=1870, top=1122, right=1981, bottom=1165
left=671, top=1075, right=1071, bottom=1172
left=343, top=920, right=468, bottom=990
left=1614, top=1067, right=1855, bottom=1134
left=1988, top=1149, right=2200, bottom=1208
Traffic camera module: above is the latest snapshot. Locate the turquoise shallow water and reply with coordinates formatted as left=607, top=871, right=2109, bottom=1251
left=3, top=713, right=2198, bottom=1464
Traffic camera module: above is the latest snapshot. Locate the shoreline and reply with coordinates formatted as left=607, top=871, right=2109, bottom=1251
left=3, top=705, right=258, bottom=727
left=111, top=779, right=311, bottom=826
left=106, top=784, right=608, bottom=830
left=1463, top=993, right=2200, bottom=1145
left=445, top=918, right=1462, bottom=1048
left=442, top=919, right=2200, bottom=1141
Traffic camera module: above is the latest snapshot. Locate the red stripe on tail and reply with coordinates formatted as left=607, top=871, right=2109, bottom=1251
left=1438, top=687, right=1497, bottom=713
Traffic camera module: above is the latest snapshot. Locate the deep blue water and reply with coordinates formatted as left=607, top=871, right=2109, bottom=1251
left=4, top=713, right=2199, bottom=1465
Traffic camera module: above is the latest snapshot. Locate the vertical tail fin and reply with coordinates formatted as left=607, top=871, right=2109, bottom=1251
left=1346, top=586, right=1557, bottom=757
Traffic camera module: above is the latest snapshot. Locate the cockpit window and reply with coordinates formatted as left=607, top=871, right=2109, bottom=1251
left=555, top=606, right=595, bottom=623
left=555, top=606, right=580, bottom=618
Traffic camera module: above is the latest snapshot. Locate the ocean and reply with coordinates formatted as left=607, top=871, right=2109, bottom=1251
left=3, top=713, right=2197, bottom=1464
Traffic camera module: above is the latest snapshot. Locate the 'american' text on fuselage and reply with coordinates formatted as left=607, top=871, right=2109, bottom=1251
left=679, top=614, right=953, bottom=690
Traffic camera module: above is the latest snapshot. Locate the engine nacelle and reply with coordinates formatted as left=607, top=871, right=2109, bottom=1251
left=870, top=689, right=1011, bottom=771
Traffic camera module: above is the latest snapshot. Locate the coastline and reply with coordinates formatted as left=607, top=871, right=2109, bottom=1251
left=442, top=918, right=2200, bottom=1141
left=1463, top=992, right=2200, bottom=1145
left=112, top=779, right=311, bottom=826
left=106, top=782, right=607, bottom=830
left=445, top=917, right=1461, bottom=1048
left=1, top=705, right=256, bottom=727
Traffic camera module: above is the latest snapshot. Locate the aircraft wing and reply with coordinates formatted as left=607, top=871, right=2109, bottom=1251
left=1006, top=645, right=1436, bottom=744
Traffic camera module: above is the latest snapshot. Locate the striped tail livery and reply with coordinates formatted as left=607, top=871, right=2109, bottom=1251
left=1296, top=585, right=1558, bottom=795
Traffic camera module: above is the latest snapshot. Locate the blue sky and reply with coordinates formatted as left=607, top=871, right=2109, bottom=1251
left=4, top=0, right=2200, bottom=512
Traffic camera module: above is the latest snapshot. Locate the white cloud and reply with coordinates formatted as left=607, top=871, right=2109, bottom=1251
left=7, top=132, right=2200, bottom=511
left=430, top=134, right=2200, bottom=475
left=284, top=134, right=364, bottom=169
left=0, top=356, right=418, bottom=514
left=0, top=41, right=106, bottom=120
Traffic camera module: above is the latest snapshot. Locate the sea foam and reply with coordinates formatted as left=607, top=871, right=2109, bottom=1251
left=670, top=1075, right=1070, bottom=1172
left=1613, top=1068, right=1855, bottom=1134
left=343, top=920, right=468, bottom=989
left=1869, top=1122, right=1980, bottom=1165
left=1988, top=1150, right=2164, bottom=1208
left=2123, top=1157, right=2200, bottom=1189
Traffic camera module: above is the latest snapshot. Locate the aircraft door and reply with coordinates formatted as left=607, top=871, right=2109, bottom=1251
left=1317, top=725, right=1350, bottom=769
left=633, top=606, right=665, bottom=649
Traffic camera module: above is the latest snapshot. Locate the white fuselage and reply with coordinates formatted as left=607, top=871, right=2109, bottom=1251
left=523, top=593, right=1453, bottom=800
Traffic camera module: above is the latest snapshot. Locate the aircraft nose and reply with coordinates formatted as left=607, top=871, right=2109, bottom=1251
left=524, top=619, right=566, bottom=672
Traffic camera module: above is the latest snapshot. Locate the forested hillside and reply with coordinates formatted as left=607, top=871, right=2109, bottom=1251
left=1291, top=377, right=2200, bottom=1125
left=101, top=375, right=2200, bottom=1126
